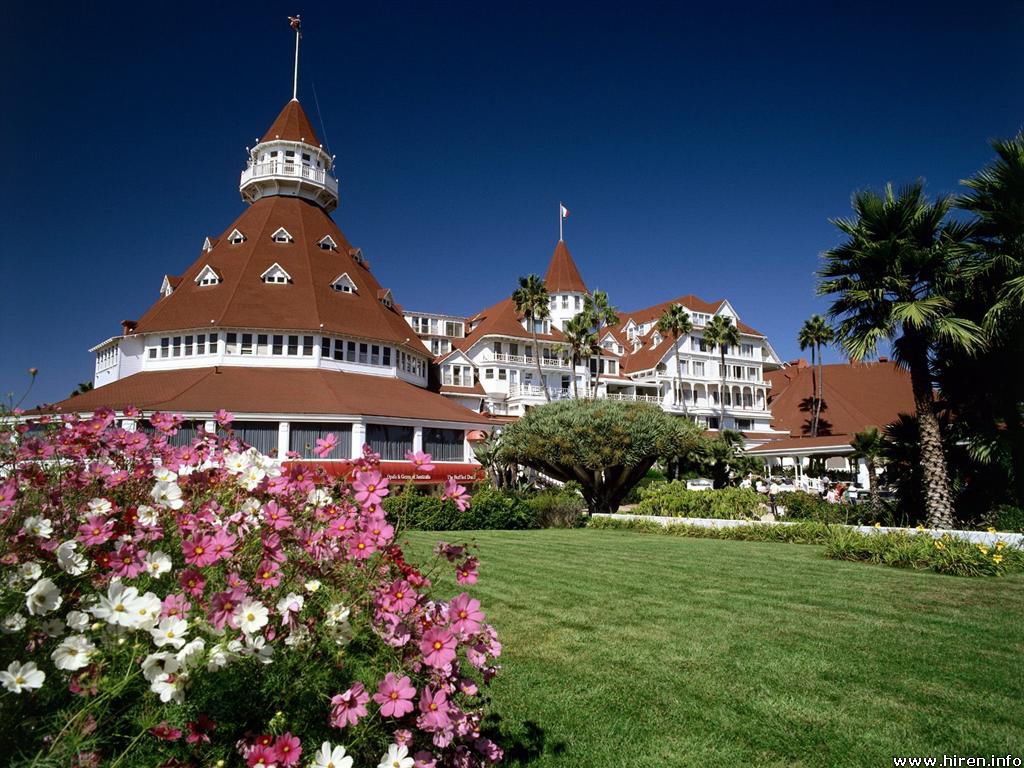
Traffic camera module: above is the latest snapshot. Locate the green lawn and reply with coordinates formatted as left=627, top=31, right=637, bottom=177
left=406, top=529, right=1024, bottom=768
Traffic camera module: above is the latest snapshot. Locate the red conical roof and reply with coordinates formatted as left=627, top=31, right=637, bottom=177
left=261, top=100, right=322, bottom=146
left=544, top=240, right=588, bottom=293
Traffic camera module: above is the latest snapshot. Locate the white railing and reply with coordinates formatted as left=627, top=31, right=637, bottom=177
left=489, top=352, right=571, bottom=369
left=240, top=161, right=340, bottom=196
left=508, top=384, right=572, bottom=400
left=605, top=393, right=662, bottom=403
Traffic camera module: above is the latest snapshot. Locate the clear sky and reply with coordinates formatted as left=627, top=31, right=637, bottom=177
left=2, top=1, right=1021, bottom=407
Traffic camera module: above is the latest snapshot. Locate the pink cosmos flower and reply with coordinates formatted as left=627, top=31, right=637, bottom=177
left=448, top=593, right=484, bottom=637
left=0, top=479, right=16, bottom=510
left=226, top=571, right=249, bottom=591
left=366, top=513, right=395, bottom=546
left=214, top=409, right=234, bottom=427
left=394, top=729, right=413, bottom=747
left=413, top=751, right=438, bottom=768
left=387, top=579, right=418, bottom=614
left=78, top=514, right=114, bottom=546
left=274, top=732, right=302, bottom=766
left=456, top=557, right=479, bottom=585
left=246, top=744, right=278, bottom=767
left=254, top=559, right=282, bottom=590
left=209, top=590, right=243, bottom=630
left=186, top=714, right=216, bottom=745
left=330, top=682, right=370, bottom=728
left=262, top=502, right=293, bottom=530
left=161, top=593, right=192, bottom=620
left=149, top=721, right=182, bottom=741
left=179, top=568, right=206, bottom=597
left=353, top=470, right=389, bottom=507
left=182, top=533, right=217, bottom=567
left=314, top=433, right=338, bottom=458
left=442, top=478, right=471, bottom=512
left=348, top=533, right=376, bottom=560
left=110, top=543, right=147, bottom=578
left=209, top=529, right=238, bottom=562
left=419, top=627, right=457, bottom=669
left=405, top=450, right=435, bottom=472
left=418, top=687, right=452, bottom=730
left=373, top=673, right=416, bottom=718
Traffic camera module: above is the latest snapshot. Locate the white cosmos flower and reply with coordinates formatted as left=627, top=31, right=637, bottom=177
left=284, top=624, right=311, bottom=648
left=41, top=618, right=64, bottom=637
left=143, top=551, right=172, bottom=577
left=26, top=577, right=62, bottom=616
left=325, top=604, right=351, bottom=626
left=235, top=600, right=269, bottom=635
left=150, top=481, right=184, bottom=510
left=22, top=516, right=53, bottom=539
left=223, top=452, right=249, bottom=475
left=151, top=672, right=185, bottom=703
left=136, top=504, right=159, bottom=526
left=206, top=642, right=234, bottom=671
left=131, top=592, right=163, bottom=630
left=313, top=743, right=353, bottom=768
left=242, top=634, right=274, bottom=664
left=52, top=634, right=96, bottom=671
left=66, top=610, right=90, bottom=631
left=304, top=579, right=322, bottom=593
left=141, top=651, right=176, bottom=681
left=276, top=592, right=304, bottom=617
left=1, top=614, right=27, bottom=634
left=175, top=637, right=206, bottom=668
left=57, top=541, right=89, bottom=576
left=90, top=580, right=143, bottom=627
left=377, top=744, right=414, bottom=768
left=86, top=497, right=113, bottom=516
left=239, top=464, right=266, bottom=492
left=17, top=562, right=42, bottom=581
left=0, top=660, right=45, bottom=693
left=307, top=488, right=333, bottom=508
left=151, top=617, right=188, bottom=649
left=152, top=467, right=177, bottom=483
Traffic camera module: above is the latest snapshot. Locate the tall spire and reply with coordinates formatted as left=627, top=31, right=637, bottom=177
left=289, top=15, right=302, bottom=101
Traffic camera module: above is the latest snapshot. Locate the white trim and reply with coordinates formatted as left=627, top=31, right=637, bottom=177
left=195, top=265, right=221, bottom=286
left=330, top=273, right=358, bottom=293
left=261, top=263, right=292, bottom=284
left=202, top=236, right=214, bottom=253
left=318, top=235, right=338, bottom=251
left=227, top=229, right=246, bottom=245
left=160, top=275, right=176, bottom=297
left=271, top=227, right=294, bottom=243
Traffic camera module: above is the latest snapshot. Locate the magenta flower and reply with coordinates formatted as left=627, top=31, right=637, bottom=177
left=182, top=533, right=217, bottom=567
left=366, top=514, right=395, bottom=546
left=78, top=514, right=114, bottom=546
left=262, top=501, right=293, bottom=530
left=246, top=744, right=278, bottom=767
left=149, top=721, right=182, bottom=741
left=314, top=433, right=338, bottom=458
left=330, top=682, right=370, bottom=728
left=442, top=477, right=471, bottom=512
left=374, top=672, right=416, bottom=718
left=413, top=751, right=438, bottom=768
left=254, top=559, right=282, bottom=590
left=348, top=533, right=377, bottom=560
left=274, top=732, right=302, bottom=766
left=109, top=543, right=147, bottom=578
left=448, top=593, right=484, bottom=637
left=209, top=529, right=238, bottom=562
left=178, top=568, right=206, bottom=597
left=353, top=470, right=389, bottom=507
left=186, top=714, right=216, bottom=744
left=405, top=450, right=435, bottom=472
left=209, top=590, right=242, bottom=630
left=161, top=593, right=191, bottom=619
left=214, top=409, right=234, bottom=427
left=387, top=579, right=418, bottom=614
left=419, top=627, right=457, bottom=669
left=418, top=687, right=452, bottom=730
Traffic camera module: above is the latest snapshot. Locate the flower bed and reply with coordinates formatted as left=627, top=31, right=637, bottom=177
left=0, top=408, right=503, bottom=767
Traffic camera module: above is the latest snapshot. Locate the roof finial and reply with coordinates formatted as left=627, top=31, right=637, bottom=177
left=289, top=15, right=302, bottom=101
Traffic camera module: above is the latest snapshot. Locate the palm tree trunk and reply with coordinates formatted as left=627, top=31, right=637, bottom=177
left=675, top=338, right=683, bottom=412
left=532, top=326, right=549, bottom=402
left=572, top=354, right=579, bottom=400
left=908, top=346, right=955, bottom=528
left=593, top=357, right=602, bottom=400
left=809, top=346, right=818, bottom=436
left=815, top=342, right=825, bottom=435
left=719, top=348, right=727, bottom=429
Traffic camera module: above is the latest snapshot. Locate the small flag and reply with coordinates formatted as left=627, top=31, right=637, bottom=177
left=560, top=203, right=569, bottom=219
left=289, top=15, right=302, bottom=32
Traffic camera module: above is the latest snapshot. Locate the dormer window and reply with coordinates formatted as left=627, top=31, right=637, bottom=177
left=652, top=332, right=663, bottom=347
left=202, top=236, right=214, bottom=252
left=195, top=265, right=221, bottom=286
left=331, top=273, right=358, bottom=294
left=159, top=275, right=178, bottom=297
left=349, top=248, right=364, bottom=265
left=271, top=227, right=293, bottom=244
left=378, top=288, right=394, bottom=308
left=318, top=235, right=338, bottom=251
left=261, top=263, right=292, bottom=284
left=227, top=229, right=245, bottom=245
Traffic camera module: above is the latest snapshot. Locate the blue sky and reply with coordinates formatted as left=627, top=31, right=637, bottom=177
left=2, top=1, right=1021, bottom=407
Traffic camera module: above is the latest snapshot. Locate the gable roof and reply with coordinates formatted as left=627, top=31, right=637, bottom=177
left=765, top=361, right=915, bottom=438
left=544, top=240, right=587, bottom=293
left=457, top=297, right=567, bottom=350
left=133, top=196, right=423, bottom=354
left=260, top=100, right=322, bottom=146
left=617, top=294, right=764, bottom=337
left=36, top=367, right=491, bottom=425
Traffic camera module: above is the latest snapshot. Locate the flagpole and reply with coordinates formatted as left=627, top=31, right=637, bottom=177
left=292, top=18, right=301, bottom=101
left=559, top=201, right=563, bottom=242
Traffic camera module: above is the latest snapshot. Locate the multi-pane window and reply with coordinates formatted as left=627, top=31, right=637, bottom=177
left=225, top=333, right=237, bottom=354
left=303, top=336, right=314, bottom=356
left=424, top=428, right=464, bottom=462
left=693, top=361, right=705, bottom=377
left=366, top=424, right=413, bottom=460
left=288, top=336, right=299, bottom=355
left=273, top=335, right=284, bottom=355
left=172, top=337, right=182, bottom=357
left=197, top=334, right=206, bottom=355
left=289, top=423, right=352, bottom=459
left=241, top=333, right=254, bottom=355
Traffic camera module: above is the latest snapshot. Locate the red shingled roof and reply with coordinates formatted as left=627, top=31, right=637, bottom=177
left=617, top=295, right=765, bottom=337
left=457, top=297, right=567, bottom=349
left=133, top=196, right=422, bottom=354
left=261, top=100, right=322, bottom=146
left=544, top=240, right=588, bottom=293
left=37, top=368, right=491, bottom=424
left=765, top=361, right=915, bottom=439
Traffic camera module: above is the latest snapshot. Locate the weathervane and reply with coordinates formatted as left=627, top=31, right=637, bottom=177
left=289, top=15, right=302, bottom=101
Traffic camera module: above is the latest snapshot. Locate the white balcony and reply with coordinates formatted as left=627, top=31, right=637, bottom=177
left=488, top=352, right=571, bottom=369
left=240, top=160, right=339, bottom=212
left=605, top=392, right=662, bottom=403
left=508, top=384, right=573, bottom=400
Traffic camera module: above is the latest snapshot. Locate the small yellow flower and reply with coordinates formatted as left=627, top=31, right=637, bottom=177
left=934, top=540, right=945, bottom=550
left=995, top=541, right=1005, bottom=551
left=916, top=524, right=925, bottom=531
left=977, top=544, right=990, bottom=555
left=992, top=555, right=1003, bottom=564
left=874, top=522, right=882, bottom=529
left=987, top=526, right=997, bottom=534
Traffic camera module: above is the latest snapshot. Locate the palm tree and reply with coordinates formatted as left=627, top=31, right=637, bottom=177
left=849, top=427, right=884, bottom=504
left=797, top=315, right=834, bottom=436
left=512, top=274, right=552, bottom=402
left=582, top=290, right=619, bottom=398
left=702, top=315, right=740, bottom=430
left=69, top=381, right=93, bottom=398
left=818, top=181, right=984, bottom=528
left=656, top=305, right=693, bottom=410
left=563, top=312, right=596, bottom=400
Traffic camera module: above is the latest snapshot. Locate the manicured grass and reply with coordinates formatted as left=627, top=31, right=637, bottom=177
left=406, top=529, right=1024, bottom=768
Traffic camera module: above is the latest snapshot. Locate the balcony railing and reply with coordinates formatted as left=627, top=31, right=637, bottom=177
left=240, top=161, right=340, bottom=196
left=508, top=384, right=572, bottom=400
left=605, top=392, right=662, bottom=403
left=488, top=352, right=571, bottom=369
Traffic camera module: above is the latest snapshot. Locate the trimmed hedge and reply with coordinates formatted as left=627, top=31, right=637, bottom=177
left=384, top=488, right=537, bottom=530
left=634, top=482, right=764, bottom=520
left=589, top=515, right=833, bottom=544
left=525, top=488, right=587, bottom=528
left=778, top=491, right=851, bottom=524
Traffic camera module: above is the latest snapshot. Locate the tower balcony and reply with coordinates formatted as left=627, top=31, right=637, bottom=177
left=240, top=160, right=339, bottom=212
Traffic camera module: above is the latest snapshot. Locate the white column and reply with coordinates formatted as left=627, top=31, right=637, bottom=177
left=413, top=426, right=424, bottom=453
left=463, top=433, right=473, bottom=463
left=278, top=422, right=290, bottom=459
left=351, top=422, right=366, bottom=458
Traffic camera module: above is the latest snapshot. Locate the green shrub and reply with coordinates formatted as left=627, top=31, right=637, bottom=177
left=588, top=515, right=833, bottom=544
left=777, top=491, right=849, bottom=523
left=526, top=488, right=587, bottom=528
left=635, top=482, right=763, bottom=520
left=384, top=488, right=538, bottom=530
left=622, top=469, right=666, bottom=505
left=980, top=505, right=1024, bottom=534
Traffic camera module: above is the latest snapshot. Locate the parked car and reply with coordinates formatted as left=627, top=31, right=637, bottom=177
left=686, top=478, right=714, bottom=491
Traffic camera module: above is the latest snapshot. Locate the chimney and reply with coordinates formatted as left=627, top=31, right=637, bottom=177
left=120, top=320, right=137, bottom=336
left=878, top=356, right=888, bottom=363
